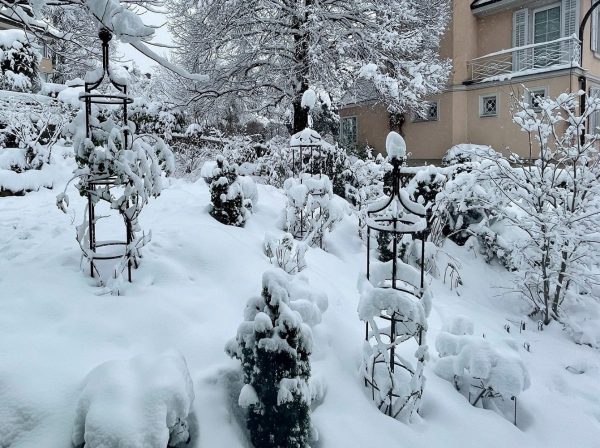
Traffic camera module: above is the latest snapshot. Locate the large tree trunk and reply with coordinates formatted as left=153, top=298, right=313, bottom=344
left=292, top=0, right=311, bottom=134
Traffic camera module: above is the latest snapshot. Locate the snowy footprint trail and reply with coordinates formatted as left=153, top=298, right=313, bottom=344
left=1, top=156, right=600, bottom=447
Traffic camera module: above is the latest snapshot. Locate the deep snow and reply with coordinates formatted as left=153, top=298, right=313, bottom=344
left=1, top=149, right=599, bottom=447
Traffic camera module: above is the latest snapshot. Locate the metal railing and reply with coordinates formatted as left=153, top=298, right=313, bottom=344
left=467, top=35, right=581, bottom=82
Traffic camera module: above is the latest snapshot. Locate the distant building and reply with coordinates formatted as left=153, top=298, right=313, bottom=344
left=340, top=0, right=600, bottom=162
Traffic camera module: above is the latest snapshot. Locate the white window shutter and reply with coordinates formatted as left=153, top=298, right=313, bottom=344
left=513, top=9, right=529, bottom=71
left=593, top=8, right=598, bottom=52
left=561, top=0, right=578, bottom=38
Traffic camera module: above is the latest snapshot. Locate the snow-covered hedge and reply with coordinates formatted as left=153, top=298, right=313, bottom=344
left=226, top=270, right=328, bottom=448
left=72, top=352, right=195, bottom=448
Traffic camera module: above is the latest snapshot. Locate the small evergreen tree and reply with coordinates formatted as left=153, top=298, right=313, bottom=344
left=0, top=30, right=39, bottom=92
left=226, top=271, right=314, bottom=448
left=208, top=156, right=247, bottom=226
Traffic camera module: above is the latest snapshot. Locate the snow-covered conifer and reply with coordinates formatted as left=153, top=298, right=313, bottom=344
left=0, top=30, right=39, bottom=93
left=226, top=270, right=328, bottom=448
left=207, top=155, right=247, bottom=227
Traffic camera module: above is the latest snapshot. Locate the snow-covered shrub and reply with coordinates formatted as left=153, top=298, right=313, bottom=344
left=477, top=91, right=600, bottom=325
left=0, top=100, right=70, bottom=171
left=226, top=270, right=328, bottom=448
left=441, top=144, right=498, bottom=168
left=284, top=174, right=343, bottom=248
left=130, top=100, right=185, bottom=141
left=345, top=155, right=389, bottom=240
left=72, top=352, right=195, bottom=448
left=434, top=163, right=506, bottom=246
left=57, top=96, right=174, bottom=291
left=264, top=232, right=307, bottom=274
left=207, top=155, right=248, bottom=226
left=0, top=30, right=39, bottom=93
left=434, top=317, right=530, bottom=420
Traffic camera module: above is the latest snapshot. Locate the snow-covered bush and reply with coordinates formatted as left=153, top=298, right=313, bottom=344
left=477, top=91, right=600, bottom=325
left=0, top=99, right=70, bottom=171
left=130, top=100, right=185, bottom=141
left=264, top=232, right=307, bottom=274
left=0, top=30, right=39, bottom=93
left=434, top=317, right=530, bottom=420
left=225, top=270, right=328, bottom=448
left=72, top=352, right=195, bottom=448
left=207, top=155, right=248, bottom=226
left=57, top=90, right=174, bottom=291
left=284, top=174, right=344, bottom=248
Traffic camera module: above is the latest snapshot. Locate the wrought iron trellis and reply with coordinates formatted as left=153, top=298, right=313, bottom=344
left=288, top=128, right=329, bottom=246
left=363, top=154, right=430, bottom=419
left=80, top=29, right=136, bottom=282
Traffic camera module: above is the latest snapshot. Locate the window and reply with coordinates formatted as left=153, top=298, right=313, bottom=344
left=412, top=101, right=439, bottom=122
left=340, top=116, right=357, bottom=145
left=528, top=87, right=547, bottom=112
left=533, top=4, right=561, bottom=67
left=480, top=94, right=498, bottom=117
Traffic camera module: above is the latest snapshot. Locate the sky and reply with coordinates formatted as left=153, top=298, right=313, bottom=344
left=117, top=10, right=172, bottom=72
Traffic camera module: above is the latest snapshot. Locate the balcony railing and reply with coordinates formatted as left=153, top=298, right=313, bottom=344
left=467, top=35, right=580, bottom=82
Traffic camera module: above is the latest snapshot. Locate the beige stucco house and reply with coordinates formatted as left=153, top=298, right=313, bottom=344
left=340, top=0, right=600, bottom=162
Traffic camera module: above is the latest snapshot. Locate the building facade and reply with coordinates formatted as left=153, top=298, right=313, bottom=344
left=340, top=0, right=600, bottom=162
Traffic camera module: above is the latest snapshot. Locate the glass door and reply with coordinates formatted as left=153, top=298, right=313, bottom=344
left=533, top=5, right=561, bottom=68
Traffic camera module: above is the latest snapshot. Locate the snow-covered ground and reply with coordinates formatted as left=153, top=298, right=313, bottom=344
left=1, top=148, right=599, bottom=447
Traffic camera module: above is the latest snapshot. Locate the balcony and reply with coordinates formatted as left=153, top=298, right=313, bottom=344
left=467, top=36, right=580, bottom=83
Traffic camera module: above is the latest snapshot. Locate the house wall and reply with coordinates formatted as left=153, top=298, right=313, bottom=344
left=448, top=0, right=479, bottom=84
left=477, top=9, right=514, bottom=58
left=580, top=0, right=600, bottom=76
left=339, top=103, right=390, bottom=152
left=464, top=73, right=575, bottom=153
left=339, top=0, right=594, bottom=163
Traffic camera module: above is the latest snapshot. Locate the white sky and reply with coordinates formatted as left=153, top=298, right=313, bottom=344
left=117, top=11, right=173, bottom=72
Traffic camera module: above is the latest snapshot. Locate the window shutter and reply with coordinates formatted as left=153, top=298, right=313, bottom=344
left=513, top=9, right=529, bottom=71
left=593, top=9, right=600, bottom=53
left=562, top=0, right=578, bottom=38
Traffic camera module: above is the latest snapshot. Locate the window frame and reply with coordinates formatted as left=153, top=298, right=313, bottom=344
left=412, top=100, right=439, bottom=123
left=479, top=94, right=499, bottom=117
left=340, top=115, right=358, bottom=145
left=528, top=86, right=548, bottom=112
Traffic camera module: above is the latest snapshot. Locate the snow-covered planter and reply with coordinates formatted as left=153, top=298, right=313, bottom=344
left=264, top=231, right=307, bottom=274
left=72, top=352, right=195, bottom=448
left=434, top=317, right=530, bottom=423
left=0, top=30, right=39, bottom=93
left=225, top=270, right=328, bottom=448
left=207, top=155, right=248, bottom=226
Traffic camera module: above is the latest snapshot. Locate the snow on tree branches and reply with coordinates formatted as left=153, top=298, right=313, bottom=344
left=168, top=0, right=451, bottom=132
